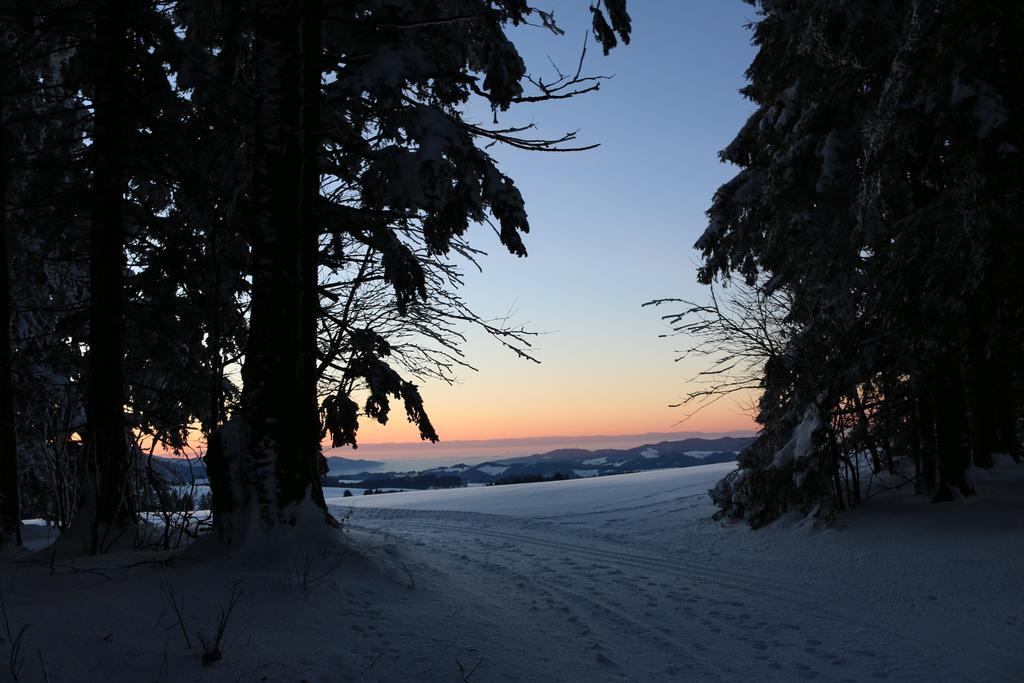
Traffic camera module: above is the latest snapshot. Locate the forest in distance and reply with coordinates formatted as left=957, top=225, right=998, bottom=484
left=2, top=1, right=1024, bottom=680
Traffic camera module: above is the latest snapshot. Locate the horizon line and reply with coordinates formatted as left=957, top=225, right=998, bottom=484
left=334, top=428, right=758, bottom=451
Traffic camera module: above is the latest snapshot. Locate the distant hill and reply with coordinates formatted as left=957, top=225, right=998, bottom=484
left=334, top=436, right=753, bottom=487
left=494, top=437, right=753, bottom=466
left=324, top=456, right=387, bottom=475
left=156, top=437, right=751, bottom=489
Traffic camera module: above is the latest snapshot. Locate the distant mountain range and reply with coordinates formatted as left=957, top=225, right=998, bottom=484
left=152, top=436, right=753, bottom=487
left=333, top=436, right=753, bottom=486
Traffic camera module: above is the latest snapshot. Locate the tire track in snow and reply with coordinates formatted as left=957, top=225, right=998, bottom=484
left=347, top=513, right=1021, bottom=681
left=352, top=511, right=851, bottom=617
left=365, top=522, right=734, bottom=681
left=359, top=519, right=866, bottom=681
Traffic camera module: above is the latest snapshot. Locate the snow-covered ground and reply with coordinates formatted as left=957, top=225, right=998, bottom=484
left=3, top=461, right=1023, bottom=681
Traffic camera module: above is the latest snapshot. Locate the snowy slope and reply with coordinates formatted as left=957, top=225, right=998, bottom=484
left=331, top=463, right=734, bottom=519
left=334, top=460, right=1024, bottom=681
left=3, top=461, right=1023, bottom=681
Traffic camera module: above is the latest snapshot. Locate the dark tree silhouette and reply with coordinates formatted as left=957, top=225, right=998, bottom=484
left=1, top=0, right=631, bottom=546
left=202, top=0, right=631, bottom=541
left=81, top=0, right=135, bottom=551
left=694, top=0, right=1024, bottom=525
left=0, top=58, right=20, bottom=547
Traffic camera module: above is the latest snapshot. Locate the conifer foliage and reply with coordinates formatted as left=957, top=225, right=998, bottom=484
left=697, top=0, right=1024, bottom=525
left=0, top=1, right=630, bottom=548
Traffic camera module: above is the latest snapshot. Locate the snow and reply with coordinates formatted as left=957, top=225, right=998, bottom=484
left=475, top=464, right=509, bottom=477
left=581, top=456, right=607, bottom=466
left=340, top=465, right=727, bottom=518
left=3, top=461, right=1024, bottom=681
left=322, top=486, right=397, bottom=502
left=771, top=404, right=823, bottom=468
left=816, top=129, right=843, bottom=192
left=571, top=469, right=599, bottom=478
left=432, top=465, right=469, bottom=473
left=640, top=447, right=659, bottom=459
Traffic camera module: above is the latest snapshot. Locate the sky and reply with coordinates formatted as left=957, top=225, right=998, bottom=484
left=345, top=2, right=761, bottom=461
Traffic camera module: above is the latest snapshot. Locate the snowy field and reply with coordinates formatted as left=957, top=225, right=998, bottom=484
left=3, top=461, right=1024, bottom=681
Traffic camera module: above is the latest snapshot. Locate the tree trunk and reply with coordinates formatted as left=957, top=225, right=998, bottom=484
left=212, top=0, right=327, bottom=541
left=911, top=373, right=937, bottom=495
left=82, top=0, right=134, bottom=552
left=965, top=307, right=995, bottom=469
left=991, top=360, right=1021, bottom=463
left=0, top=89, right=22, bottom=547
left=933, top=364, right=974, bottom=500
left=299, top=0, right=328, bottom=510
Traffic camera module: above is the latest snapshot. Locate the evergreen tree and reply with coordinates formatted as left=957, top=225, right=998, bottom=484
left=0, top=18, right=19, bottom=546
left=699, top=0, right=1024, bottom=525
left=82, top=0, right=135, bottom=551
left=3, top=1, right=214, bottom=549
left=2, top=0, right=630, bottom=546
left=192, top=0, right=631, bottom=540
left=2, top=0, right=92, bottom=534
left=1, top=0, right=95, bottom=543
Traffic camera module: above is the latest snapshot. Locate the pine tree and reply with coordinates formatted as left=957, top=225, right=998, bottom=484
left=3, top=0, right=630, bottom=545
left=81, top=0, right=135, bottom=552
left=1, top=0, right=93, bottom=533
left=701, top=0, right=1024, bottom=525
left=0, top=33, right=20, bottom=547
left=188, top=0, right=630, bottom=541
left=1, top=0, right=94, bottom=543
left=5, top=1, right=217, bottom=549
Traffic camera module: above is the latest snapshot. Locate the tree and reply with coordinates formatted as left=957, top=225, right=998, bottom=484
left=80, top=0, right=136, bottom=552
left=194, top=0, right=631, bottom=541
left=0, top=24, right=19, bottom=546
left=696, top=0, right=1024, bottom=525
left=2, top=0, right=631, bottom=546
left=1, top=0, right=97, bottom=544
left=1, top=0, right=93, bottom=536
left=3, top=0, right=215, bottom=550
left=645, top=281, right=791, bottom=424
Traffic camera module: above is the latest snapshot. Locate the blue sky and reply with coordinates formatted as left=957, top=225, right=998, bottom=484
left=353, top=2, right=761, bottom=456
